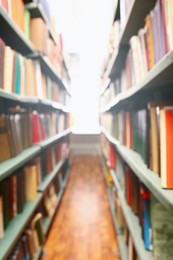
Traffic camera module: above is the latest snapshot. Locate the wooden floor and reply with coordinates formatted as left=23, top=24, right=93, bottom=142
left=42, top=155, right=120, bottom=260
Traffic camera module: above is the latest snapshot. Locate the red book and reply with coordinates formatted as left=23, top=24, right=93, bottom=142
left=160, top=108, right=173, bottom=188
left=108, top=143, right=115, bottom=169
left=1, top=0, right=8, bottom=12
left=125, top=166, right=132, bottom=207
left=32, top=111, right=42, bottom=143
left=124, top=111, right=132, bottom=148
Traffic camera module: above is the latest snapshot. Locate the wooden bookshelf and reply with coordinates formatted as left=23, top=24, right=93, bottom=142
left=0, top=193, right=43, bottom=260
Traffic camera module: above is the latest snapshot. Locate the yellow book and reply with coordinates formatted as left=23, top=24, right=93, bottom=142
left=24, top=165, right=37, bottom=201
left=145, top=14, right=155, bottom=70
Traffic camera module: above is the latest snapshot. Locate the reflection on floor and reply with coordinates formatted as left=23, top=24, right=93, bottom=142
left=42, top=155, right=120, bottom=260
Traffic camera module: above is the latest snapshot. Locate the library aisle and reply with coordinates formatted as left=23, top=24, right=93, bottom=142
left=42, top=155, right=120, bottom=260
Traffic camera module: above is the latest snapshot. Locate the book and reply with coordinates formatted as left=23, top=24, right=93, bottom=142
left=0, top=196, right=4, bottom=238
left=25, top=229, right=35, bottom=259
left=151, top=195, right=173, bottom=259
left=24, top=8, right=30, bottom=39
left=0, top=38, right=5, bottom=89
left=160, top=107, right=173, bottom=188
left=145, top=14, right=155, bottom=70
left=3, top=46, right=14, bottom=93
left=0, top=178, right=12, bottom=229
left=10, top=175, right=17, bottom=218
left=16, top=170, right=25, bottom=213
left=24, top=165, right=37, bottom=201
left=31, top=213, right=44, bottom=246
left=0, top=114, right=11, bottom=161
left=140, top=185, right=152, bottom=251
left=30, top=18, right=48, bottom=54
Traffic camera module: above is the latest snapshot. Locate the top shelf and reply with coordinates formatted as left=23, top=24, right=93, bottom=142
left=105, top=0, right=157, bottom=79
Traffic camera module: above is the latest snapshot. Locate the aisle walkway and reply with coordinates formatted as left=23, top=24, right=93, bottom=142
left=42, top=155, right=120, bottom=260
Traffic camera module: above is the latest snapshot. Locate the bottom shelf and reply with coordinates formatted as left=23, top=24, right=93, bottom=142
left=107, top=187, right=128, bottom=260
left=0, top=193, right=43, bottom=259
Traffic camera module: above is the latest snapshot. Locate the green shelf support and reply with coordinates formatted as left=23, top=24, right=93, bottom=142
left=38, top=160, right=65, bottom=192
left=40, top=128, right=71, bottom=149
left=0, top=146, right=41, bottom=181
left=0, top=193, right=43, bottom=259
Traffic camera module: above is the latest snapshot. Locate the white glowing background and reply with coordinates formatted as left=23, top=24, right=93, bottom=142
left=50, top=0, right=116, bottom=134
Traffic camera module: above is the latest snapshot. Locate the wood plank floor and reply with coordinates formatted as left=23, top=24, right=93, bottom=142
left=42, top=155, right=120, bottom=260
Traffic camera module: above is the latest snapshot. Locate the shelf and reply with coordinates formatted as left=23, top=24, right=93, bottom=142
left=0, top=193, right=43, bottom=259
left=39, top=55, right=62, bottom=83
left=109, top=170, right=153, bottom=260
left=0, top=6, right=35, bottom=55
left=100, top=78, right=111, bottom=96
left=38, top=160, right=65, bottom=192
left=102, top=128, right=173, bottom=210
left=61, top=79, right=71, bottom=96
left=107, top=0, right=156, bottom=79
left=0, top=146, right=40, bottom=182
left=101, top=50, right=173, bottom=112
left=25, top=2, right=58, bottom=45
left=107, top=187, right=128, bottom=260
left=43, top=188, right=64, bottom=236
left=39, top=128, right=71, bottom=148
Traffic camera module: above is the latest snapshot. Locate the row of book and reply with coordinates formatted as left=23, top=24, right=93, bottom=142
left=114, top=0, right=172, bottom=95
left=101, top=100, right=173, bottom=189
left=0, top=0, right=68, bottom=81
left=2, top=164, right=67, bottom=258
left=0, top=107, right=69, bottom=162
left=103, top=139, right=173, bottom=259
left=0, top=140, right=69, bottom=238
left=9, top=212, right=44, bottom=259
left=0, top=38, right=69, bottom=105
left=103, top=0, right=134, bottom=71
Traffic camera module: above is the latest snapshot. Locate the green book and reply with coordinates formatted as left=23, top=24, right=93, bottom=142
left=151, top=195, right=173, bottom=260
left=24, top=9, right=30, bottom=39
left=15, top=54, right=21, bottom=95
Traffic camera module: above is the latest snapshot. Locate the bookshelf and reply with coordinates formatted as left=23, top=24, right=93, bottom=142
left=0, top=0, right=71, bottom=258
left=100, top=0, right=173, bottom=259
